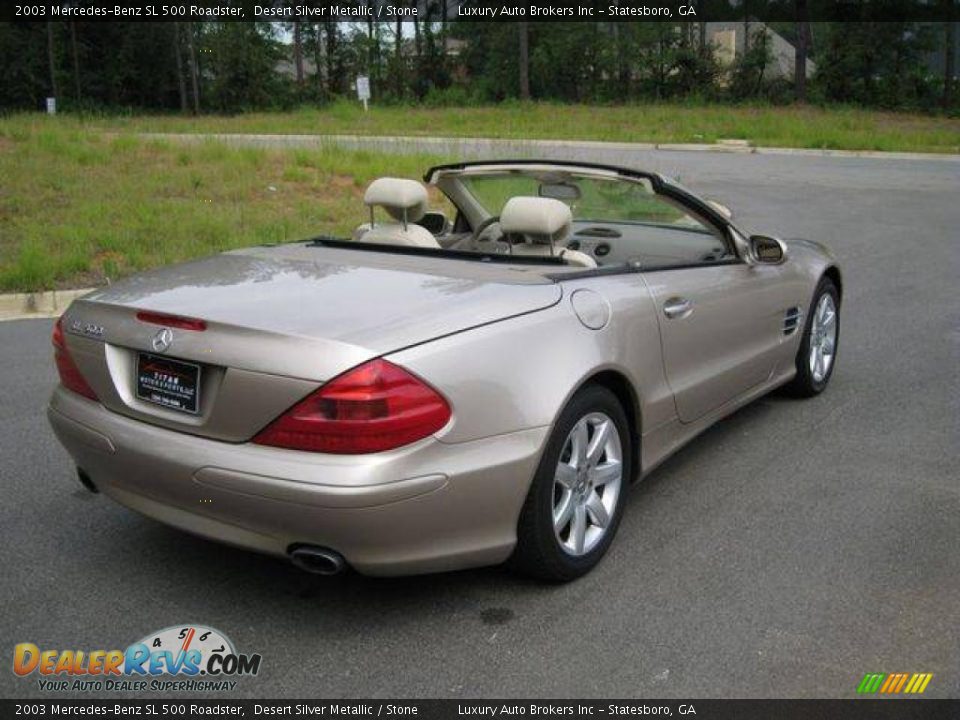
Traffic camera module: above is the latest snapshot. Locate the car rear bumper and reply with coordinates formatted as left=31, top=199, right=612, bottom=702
left=47, top=387, right=547, bottom=576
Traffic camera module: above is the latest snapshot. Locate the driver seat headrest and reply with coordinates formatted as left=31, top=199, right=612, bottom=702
left=500, top=196, right=572, bottom=245
left=364, top=178, right=428, bottom=223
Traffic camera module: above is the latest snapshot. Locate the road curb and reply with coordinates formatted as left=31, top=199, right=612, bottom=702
left=0, top=288, right=95, bottom=322
left=139, top=132, right=960, bottom=162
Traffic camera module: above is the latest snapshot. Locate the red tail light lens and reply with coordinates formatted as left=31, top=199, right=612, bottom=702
left=253, top=359, right=451, bottom=454
left=52, top=317, right=98, bottom=401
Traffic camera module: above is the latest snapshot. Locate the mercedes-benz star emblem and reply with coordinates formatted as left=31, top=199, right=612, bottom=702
left=151, top=328, right=174, bottom=353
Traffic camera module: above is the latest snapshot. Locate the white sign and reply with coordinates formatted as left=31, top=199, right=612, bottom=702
left=356, top=76, right=370, bottom=101
left=46, top=97, right=56, bottom=115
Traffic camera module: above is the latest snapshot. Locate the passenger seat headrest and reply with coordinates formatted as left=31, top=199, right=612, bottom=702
left=364, top=178, right=429, bottom=223
left=500, top=196, right=572, bottom=244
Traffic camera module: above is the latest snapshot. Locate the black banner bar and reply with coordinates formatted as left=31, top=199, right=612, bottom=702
left=2, top=700, right=958, bottom=720
left=2, top=0, right=958, bottom=23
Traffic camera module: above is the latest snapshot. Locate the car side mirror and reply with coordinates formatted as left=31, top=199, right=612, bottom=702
left=418, top=211, right=450, bottom=235
left=706, top=199, right=733, bottom=220
left=749, top=235, right=788, bottom=265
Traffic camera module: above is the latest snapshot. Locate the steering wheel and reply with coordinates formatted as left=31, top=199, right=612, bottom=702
left=470, top=215, right=502, bottom=247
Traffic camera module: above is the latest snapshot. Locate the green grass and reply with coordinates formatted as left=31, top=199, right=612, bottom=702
left=41, top=100, right=960, bottom=154
left=0, top=117, right=445, bottom=292
left=2, top=101, right=958, bottom=292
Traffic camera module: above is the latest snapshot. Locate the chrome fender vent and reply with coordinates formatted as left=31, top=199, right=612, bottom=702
left=783, top=306, right=803, bottom=336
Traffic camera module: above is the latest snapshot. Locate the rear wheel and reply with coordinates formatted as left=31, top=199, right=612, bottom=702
left=785, top=277, right=840, bottom=397
left=511, top=385, right=631, bottom=581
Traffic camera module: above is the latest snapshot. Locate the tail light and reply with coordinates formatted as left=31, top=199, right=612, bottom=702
left=253, top=358, right=450, bottom=454
left=52, top=317, right=98, bottom=401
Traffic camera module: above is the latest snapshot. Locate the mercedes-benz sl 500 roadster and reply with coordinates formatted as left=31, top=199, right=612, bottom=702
left=48, top=161, right=842, bottom=580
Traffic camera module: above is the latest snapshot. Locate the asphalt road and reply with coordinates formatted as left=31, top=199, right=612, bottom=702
left=1, top=145, right=958, bottom=700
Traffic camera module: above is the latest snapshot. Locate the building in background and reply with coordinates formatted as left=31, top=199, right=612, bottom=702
left=706, top=21, right=816, bottom=82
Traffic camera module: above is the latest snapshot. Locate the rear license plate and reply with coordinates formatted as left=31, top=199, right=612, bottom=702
left=136, top=353, right=201, bottom=414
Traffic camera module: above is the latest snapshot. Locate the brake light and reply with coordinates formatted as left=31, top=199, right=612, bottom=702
left=52, top=317, right=98, bottom=401
left=136, top=311, right=207, bottom=332
left=252, top=359, right=451, bottom=454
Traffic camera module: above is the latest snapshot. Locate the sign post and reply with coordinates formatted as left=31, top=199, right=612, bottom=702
left=355, top=76, right=370, bottom=112
left=46, top=97, right=56, bottom=115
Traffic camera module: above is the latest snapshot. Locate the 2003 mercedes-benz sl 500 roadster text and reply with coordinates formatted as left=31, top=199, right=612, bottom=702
left=48, top=161, right=841, bottom=580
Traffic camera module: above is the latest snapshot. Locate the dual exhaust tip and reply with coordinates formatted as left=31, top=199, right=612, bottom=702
left=288, top=544, right=347, bottom=576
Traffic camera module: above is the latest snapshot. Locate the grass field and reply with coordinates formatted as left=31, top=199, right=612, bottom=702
left=71, top=101, right=960, bottom=154
left=0, top=117, right=442, bottom=292
left=2, top=102, right=958, bottom=293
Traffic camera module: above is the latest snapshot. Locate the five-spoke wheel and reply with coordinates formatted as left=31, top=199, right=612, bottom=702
left=808, top=293, right=838, bottom=383
left=786, top=276, right=841, bottom=396
left=512, top=385, right=631, bottom=581
left=552, top=412, right=623, bottom=557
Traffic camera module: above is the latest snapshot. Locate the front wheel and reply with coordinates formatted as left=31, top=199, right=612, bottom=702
left=785, top=277, right=840, bottom=397
left=510, top=385, right=631, bottom=581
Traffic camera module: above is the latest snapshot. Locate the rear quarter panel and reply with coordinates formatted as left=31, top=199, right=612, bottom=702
left=388, top=274, right=675, bottom=458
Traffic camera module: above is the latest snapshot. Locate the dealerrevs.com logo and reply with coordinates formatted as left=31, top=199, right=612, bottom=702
left=13, top=624, right=262, bottom=692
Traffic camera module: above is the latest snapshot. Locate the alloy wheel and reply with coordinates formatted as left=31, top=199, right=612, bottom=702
left=809, top=293, right=838, bottom=383
left=552, top=412, right=623, bottom=556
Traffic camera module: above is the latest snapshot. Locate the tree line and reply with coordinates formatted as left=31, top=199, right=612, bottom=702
left=0, top=18, right=955, bottom=113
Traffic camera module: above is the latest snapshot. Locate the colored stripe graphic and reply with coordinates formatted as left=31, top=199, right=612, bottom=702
left=858, top=673, right=932, bottom=694
left=857, top=673, right=886, bottom=693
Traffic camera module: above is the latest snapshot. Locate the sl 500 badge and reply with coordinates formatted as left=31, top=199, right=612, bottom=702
left=69, top=319, right=105, bottom=339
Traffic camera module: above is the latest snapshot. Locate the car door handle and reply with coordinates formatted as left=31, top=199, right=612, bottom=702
left=663, top=297, right=693, bottom=319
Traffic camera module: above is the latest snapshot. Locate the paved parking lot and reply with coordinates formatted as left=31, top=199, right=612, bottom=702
left=1, top=145, right=957, bottom=699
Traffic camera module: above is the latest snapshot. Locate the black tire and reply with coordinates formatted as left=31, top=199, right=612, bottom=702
left=510, top=385, right=632, bottom=582
left=784, top=277, right=840, bottom=398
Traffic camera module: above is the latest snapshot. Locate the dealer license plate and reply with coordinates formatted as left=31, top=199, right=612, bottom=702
left=136, top=353, right=201, bottom=415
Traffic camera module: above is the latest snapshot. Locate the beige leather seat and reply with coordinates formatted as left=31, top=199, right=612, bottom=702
left=354, top=178, right=439, bottom=248
left=499, top=197, right=597, bottom=269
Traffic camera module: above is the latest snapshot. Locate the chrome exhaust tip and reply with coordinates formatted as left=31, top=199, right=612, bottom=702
left=77, top=467, right=98, bottom=494
left=288, top=545, right=347, bottom=576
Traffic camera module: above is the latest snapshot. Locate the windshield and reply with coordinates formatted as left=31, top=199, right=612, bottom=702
left=460, top=174, right=706, bottom=230
left=447, top=171, right=733, bottom=270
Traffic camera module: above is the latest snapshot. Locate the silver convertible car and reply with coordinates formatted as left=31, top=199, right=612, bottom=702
left=48, top=161, right=841, bottom=580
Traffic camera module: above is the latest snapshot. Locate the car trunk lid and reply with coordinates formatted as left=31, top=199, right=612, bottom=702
left=61, top=245, right=561, bottom=441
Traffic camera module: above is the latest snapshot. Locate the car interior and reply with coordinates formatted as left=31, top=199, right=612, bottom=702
left=353, top=174, right=735, bottom=271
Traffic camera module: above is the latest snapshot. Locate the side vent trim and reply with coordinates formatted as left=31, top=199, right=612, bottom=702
left=783, top=307, right=803, bottom=336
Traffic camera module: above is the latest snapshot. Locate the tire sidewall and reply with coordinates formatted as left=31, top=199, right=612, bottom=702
left=521, top=385, right=632, bottom=579
left=796, top=278, right=840, bottom=394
